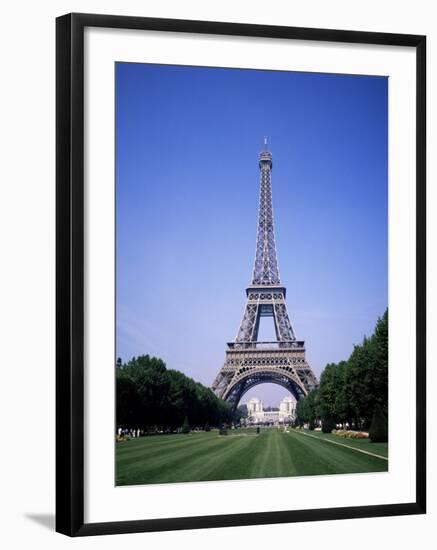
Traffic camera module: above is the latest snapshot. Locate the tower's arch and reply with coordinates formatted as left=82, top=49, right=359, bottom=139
left=222, top=366, right=308, bottom=409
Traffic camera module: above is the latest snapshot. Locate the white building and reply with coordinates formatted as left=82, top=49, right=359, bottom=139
left=278, top=396, right=297, bottom=423
left=246, top=396, right=296, bottom=425
left=247, top=397, right=265, bottom=424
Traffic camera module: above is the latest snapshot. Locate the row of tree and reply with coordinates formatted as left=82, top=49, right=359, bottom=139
left=295, top=309, right=388, bottom=439
left=117, top=354, right=244, bottom=431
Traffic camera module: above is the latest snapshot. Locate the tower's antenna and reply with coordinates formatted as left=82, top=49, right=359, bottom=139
left=263, top=136, right=268, bottom=150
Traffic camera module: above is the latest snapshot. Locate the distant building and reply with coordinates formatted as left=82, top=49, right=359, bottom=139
left=278, top=396, right=296, bottom=423
left=263, top=410, right=280, bottom=423
left=247, top=398, right=265, bottom=424
left=247, top=396, right=296, bottom=425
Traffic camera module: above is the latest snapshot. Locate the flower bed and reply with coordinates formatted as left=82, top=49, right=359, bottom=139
left=331, top=429, right=369, bottom=439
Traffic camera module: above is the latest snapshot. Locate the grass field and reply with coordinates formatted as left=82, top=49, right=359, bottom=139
left=116, top=427, right=388, bottom=486
left=298, top=430, right=389, bottom=457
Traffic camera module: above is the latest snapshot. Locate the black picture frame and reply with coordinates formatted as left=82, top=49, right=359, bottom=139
left=56, top=12, right=426, bottom=537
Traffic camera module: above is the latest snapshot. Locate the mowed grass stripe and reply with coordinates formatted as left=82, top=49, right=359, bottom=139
left=247, top=429, right=296, bottom=479
left=248, top=429, right=273, bottom=478
left=293, top=430, right=389, bottom=458
left=283, top=431, right=344, bottom=476
left=116, top=432, right=215, bottom=462
left=116, top=433, right=223, bottom=483
left=185, top=436, right=258, bottom=482
left=202, top=429, right=269, bottom=481
left=117, top=431, right=213, bottom=454
left=292, top=430, right=388, bottom=460
left=284, top=431, right=388, bottom=473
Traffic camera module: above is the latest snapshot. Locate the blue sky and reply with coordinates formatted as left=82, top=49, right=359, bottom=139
left=116, top=63, right=388, bottom=406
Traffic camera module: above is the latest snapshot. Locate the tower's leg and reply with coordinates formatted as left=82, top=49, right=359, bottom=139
left=211, top=370, right=234, bottom=399
left=235, top=302, right=259, bottom=344
left=273, top=302, right=296, bottom=342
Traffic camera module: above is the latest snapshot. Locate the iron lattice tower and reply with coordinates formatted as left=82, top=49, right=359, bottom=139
left=212, top=140, right=318, bottom=408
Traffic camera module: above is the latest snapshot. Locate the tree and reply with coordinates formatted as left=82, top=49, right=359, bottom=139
left=333, top=361, right=352, bottom=424
left=116, top=372, right=140, bottom=427
left=116, top=355, right=169, bottom=429
left=293, top=309, right=388, bottom=433
left=232, top=404, right=248, bottom=425
left=181, top=416, right=191, bottom=434
left=321, top=416, right=336, bottom=433
left=347, top=339, right=375, bottom=428
left=165, top=369, right=197, bottom=429
left=346, top=312, right=388, bottom=428
left=295, top=389, right=318, bottom=426
left=316, top=363, right=338, bottom=420
left=371, top=309, right=388, bottom=417
left=369, top=404, right=388, bottom=442
left=116, top=354, right=234, bottom=431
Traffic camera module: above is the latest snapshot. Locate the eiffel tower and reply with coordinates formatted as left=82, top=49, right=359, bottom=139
left=212, top=139, right=318, bottom=408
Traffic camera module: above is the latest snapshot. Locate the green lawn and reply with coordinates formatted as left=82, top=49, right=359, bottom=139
left=116, top=427, right=388, bottom=486
left=295, top=430, right=389, bottom=458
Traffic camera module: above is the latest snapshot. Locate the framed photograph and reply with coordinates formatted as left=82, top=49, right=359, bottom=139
left=56, top=13, right=426, bottom=536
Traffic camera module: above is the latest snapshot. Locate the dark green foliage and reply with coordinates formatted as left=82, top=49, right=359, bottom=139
left=321, top=416, right=336, bottom=434
left=116, top=354, right=233, bottom=431
left=295, top=309, right=388, bottom=432
left=116, top=374, right=140, bottom=427
left=181, top=416, right=191, bottom=434
left=230, top=404, right=248, bottom=427
left=295, top=388, right=318, bottom=425
left=369, top=404, right=388, bottom=442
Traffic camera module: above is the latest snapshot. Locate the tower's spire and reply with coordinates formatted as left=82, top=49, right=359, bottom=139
left=253, top=142, right=279, bottom=285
